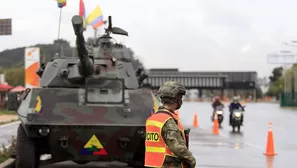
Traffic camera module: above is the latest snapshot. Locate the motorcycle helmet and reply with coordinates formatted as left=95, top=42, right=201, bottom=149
left=233, top=96, right=239, bottom=103
left=214, top=96, right=220, bottom=102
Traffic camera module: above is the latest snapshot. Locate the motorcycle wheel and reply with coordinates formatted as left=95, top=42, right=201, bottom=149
left=237, top=125, right=241, bottom=132
left=232, top=125, right=235, bottom=132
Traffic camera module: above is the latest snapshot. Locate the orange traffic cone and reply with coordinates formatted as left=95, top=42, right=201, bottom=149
left=266, top=156, right=274, bottom=168
left=192, top=113, right=198, bottom=127
left=212, top=113, right=219, bottom=135
left=264, top=122, right=277, bottom=156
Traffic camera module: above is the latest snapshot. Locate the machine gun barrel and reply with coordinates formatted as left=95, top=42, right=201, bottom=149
left=71, top=15, right=94, bottom=77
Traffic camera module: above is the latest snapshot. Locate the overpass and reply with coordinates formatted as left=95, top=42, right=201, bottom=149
left=142, top=69, right=258, bottom=99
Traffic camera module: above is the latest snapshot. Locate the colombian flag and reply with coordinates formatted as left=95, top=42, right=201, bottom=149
left=79, top=0, right=86, bottom=30
left=87, top=5, right=104, bottom=29
left=57, top=0, right=66, bottom=8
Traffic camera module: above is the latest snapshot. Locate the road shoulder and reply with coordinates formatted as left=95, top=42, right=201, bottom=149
left=0, top=115, right=18, bottom=125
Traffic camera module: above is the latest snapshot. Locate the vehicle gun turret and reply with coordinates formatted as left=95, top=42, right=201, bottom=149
left=36, top=15, right=147, bottom=88
left=72, top=15, right=94, bottom=77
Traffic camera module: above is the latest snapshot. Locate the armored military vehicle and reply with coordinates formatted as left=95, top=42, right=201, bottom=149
left=7, top=15, right=157, bottom=168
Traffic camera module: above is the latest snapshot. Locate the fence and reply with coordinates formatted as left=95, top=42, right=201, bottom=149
left=280, top=92, right=297, bottom=107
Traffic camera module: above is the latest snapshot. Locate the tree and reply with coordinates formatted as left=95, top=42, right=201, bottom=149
left=4, top=67, right=24, bottom=86
left=266, top=76, right=284, bottom=99
left=269, top=67, right=283, bottom=83
left=284, top=63, right=297, bottom=93
left=255, top=87, right=263, bottom=99
left=266, top=67, right=284, bottom=99
left=0, top=67, right=4, bottom=73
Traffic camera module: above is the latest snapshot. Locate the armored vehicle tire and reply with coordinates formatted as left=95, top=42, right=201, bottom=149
left=16, top=124, right=40, bottom=168
left=73, top=160, right=89, bottom=164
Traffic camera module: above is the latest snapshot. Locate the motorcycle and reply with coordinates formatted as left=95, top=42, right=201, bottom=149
left=230, top=108, right=244, bottom=132
left=211, top=105, right=224, bottom=128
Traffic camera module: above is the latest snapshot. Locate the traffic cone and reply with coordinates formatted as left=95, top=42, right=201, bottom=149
left=192, top=113, right=198, bottom=127
left=264, top=122, right=277, bottom=156
left=266, top=156, right=274, bottom=168
left=212, top=113, right=219, bottom=135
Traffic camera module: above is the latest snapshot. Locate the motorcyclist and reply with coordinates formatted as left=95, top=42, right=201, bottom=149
left=212, top=96, right=224, bottom=109
left=228, top=96, right=244, bottom=125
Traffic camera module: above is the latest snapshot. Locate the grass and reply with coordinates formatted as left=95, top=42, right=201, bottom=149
left=0, top=110, right=16, bottom=115
left=0, top=136, right=16, bottom=163
left=0, top=109, right=18, bottom=125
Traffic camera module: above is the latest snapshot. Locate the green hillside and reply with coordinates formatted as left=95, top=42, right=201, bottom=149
left=0, top=39, right=72, bottom=68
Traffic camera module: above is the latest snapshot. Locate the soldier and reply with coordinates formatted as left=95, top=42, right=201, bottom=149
left=145, top=81, right=196, bottom=168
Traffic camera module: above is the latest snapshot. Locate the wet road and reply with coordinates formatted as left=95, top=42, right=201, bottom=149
left=180, top=102, right=297, bottom=168
left=2, top=102, right=297, bottom=167
left=0, top=121, right=19, bottom=147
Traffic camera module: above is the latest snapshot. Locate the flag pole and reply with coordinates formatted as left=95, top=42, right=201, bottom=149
left=94, top=28, right=98, bottom=45
left=57, top=8, right=63, bottom=40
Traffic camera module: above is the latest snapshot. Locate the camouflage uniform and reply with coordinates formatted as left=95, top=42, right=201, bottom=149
left=157, top=106, right=196, bottom=168
left=157, top=81, right=196, bottom=168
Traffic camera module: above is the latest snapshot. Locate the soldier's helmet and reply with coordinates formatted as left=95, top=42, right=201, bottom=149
left=158, top=81, right=186, bottom=99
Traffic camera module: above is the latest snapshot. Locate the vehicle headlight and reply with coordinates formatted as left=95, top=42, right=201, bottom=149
left=216, top=111, right=223, bottom=115
left=234, top=112, right=241, bottom=117
left=38, top=127, right=50, bottom=136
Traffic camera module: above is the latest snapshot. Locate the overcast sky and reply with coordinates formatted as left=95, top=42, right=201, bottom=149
left=2, top=0, right=297, bottom=77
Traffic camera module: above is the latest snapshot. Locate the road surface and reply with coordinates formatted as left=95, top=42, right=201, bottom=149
left=1, top=102, right=297, bottom=167
left=0, top=121, right=19, bottom=147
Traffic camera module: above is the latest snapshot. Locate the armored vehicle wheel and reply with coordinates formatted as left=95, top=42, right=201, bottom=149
left=15, top=124, right=40, bottom=168
left=73, top=160, right=89, bottom=164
